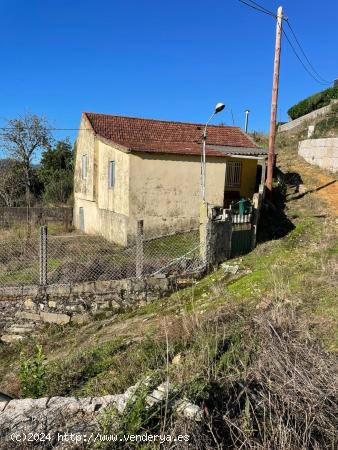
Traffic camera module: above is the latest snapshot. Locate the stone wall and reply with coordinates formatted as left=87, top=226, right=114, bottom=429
left=206, top=219, right=232, bottom=266
left=0, top=276, right=194, bottom=343
left=298, top=138, right=338, bottom=172
left=0, top=379, right=202, bottom=449
left=278, top=100, right=338, bottom=133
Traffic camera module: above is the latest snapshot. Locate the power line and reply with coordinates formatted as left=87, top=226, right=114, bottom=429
left=238, top=0, right=275, bottom=17
left=281, top=26, right=330, bottom=86
left=285, top=19, right=331, bottom=85
left=245, top=0, right=276, bottom=17
left=239, top=0, right=332, bottom=87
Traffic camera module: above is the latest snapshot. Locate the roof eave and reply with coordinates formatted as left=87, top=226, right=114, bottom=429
left=94, top=134, right=131, bottom=153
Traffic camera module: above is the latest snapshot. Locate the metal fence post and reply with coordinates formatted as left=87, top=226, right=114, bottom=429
left=136, top=220, right=144, bottom=278
left=39, top=225, right=48, bottom=286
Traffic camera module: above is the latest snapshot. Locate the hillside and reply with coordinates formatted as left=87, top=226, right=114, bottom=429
left=0, top=132, right=337, bottom=449
left=287, top=85, right=338, bottom=120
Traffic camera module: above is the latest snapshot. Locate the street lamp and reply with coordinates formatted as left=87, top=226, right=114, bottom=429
left=201, top=102, right=225, bottom=202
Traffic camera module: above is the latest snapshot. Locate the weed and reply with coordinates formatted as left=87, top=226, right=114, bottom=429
left=19, top=345, right=46, bottom=398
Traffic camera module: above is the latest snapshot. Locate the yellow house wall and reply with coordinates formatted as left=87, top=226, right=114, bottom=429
left=73, top=196, right=129, bottom=245
left=224, top=158, right=258, bottom=197
left=129, top=152, right=257, bottom=238
left=96, top=141, right=130, bottom=216
left=73, top=116, right=130, bottom=245
left=73, top=115, right=97, bottom=202
left=242, top=159, right=258, bottom=196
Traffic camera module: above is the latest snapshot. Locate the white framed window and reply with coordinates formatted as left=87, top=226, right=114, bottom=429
left=82, top=155, right=88, bottom=179
left=225, top=161, right=242, bottom=188
left=108, top=160, right=115, bottom=188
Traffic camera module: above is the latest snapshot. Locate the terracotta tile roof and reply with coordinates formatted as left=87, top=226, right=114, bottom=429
left=84, top=112, right=261, bottom=158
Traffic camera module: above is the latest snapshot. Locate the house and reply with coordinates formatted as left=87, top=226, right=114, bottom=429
left=73, top=113, right=267, bottom=245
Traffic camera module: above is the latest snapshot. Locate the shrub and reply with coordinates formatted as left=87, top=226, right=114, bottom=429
left=287, top=86, right=338, bottom=120
left=19, top=345, right=46, bottom=398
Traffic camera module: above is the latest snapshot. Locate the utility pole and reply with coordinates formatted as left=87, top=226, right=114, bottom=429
left=266, top=5, right=283, bottom=197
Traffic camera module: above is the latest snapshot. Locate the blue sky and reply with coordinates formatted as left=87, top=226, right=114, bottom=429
left=1, top=0, right=337, bottom=147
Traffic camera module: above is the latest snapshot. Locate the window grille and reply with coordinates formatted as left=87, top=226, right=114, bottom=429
left=225, top=161, right=242, bottom=187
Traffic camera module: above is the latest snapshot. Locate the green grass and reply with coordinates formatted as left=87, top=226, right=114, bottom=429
left=47, top=258, right=62, bottom=269
left=144, top=231, right=199, bottom=259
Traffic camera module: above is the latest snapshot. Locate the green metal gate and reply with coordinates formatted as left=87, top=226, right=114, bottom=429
left=231, top=226, right=253, bottom=257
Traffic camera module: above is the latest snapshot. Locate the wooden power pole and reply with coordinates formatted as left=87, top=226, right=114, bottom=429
left=266, top=6, right=283, bottom=197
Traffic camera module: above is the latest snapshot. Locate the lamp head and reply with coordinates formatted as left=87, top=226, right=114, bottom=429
left=215, top=102, right=225, bottom=114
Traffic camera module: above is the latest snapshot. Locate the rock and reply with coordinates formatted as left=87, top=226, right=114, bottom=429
left=175, top=399, right=203, bottom=421
left=40, top=312, right=70, bottom=325
left=0, top=377, right=203, bottom=448
left=89, top=395, right=122, bottom=412
left=8, top=324, right=34, bottom=334
left=0, top=334, right=24, bottom=344
left=23, top=298, right=35, bottom=309
left=71, top=314, right=90, bottom=325
left=146, top=381, right=172, bottom=407
left=298, top=184, right=307, bottom=194
left=221, top=264, right=240, bottom=274
left=15, top=311, right=41, bottom=321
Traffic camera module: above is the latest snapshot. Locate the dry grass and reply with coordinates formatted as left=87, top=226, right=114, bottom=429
left=159, top=309, right=338, bottom=450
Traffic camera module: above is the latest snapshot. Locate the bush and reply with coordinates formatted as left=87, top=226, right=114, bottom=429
left=19, top=345, right=46, bottom=398
left=287, top=86, right=338, bottom=120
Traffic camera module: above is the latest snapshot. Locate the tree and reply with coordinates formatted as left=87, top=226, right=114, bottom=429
left=0, top=159, right=26, bottom=207
left=39, top=139, right=74, bottom=204
left=1, top=113, right=52, bottom=209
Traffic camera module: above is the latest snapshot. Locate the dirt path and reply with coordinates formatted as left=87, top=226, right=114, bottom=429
left=309, top=175, right=337, bottom=217
left=299, top=162, right=338, bottom=217
left=279, top=146, right=338, bottom=217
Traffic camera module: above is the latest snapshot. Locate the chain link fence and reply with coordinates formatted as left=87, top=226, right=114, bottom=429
left=0, top=206, right=72, bottom=233
left=0, top=236, right=40, bottom=286
left=0, top=224, right=201, bottom=286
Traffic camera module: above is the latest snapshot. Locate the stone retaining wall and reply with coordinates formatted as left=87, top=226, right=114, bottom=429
left=0, top=275, right=196, bottom=343
left=298, top=138, right=338, bottom=172
left=278, top=100, right=338, bottom=133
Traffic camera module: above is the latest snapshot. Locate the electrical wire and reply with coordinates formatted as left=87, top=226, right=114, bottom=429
left=285, top=20, right=332, bottom=85
left=281, top=26, right=330, bottom=86
left=244, top=0, right=276, bottom=17
left=239, top=0, right=332, bottom=87
left=238, top=0, right=275, bottom=17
